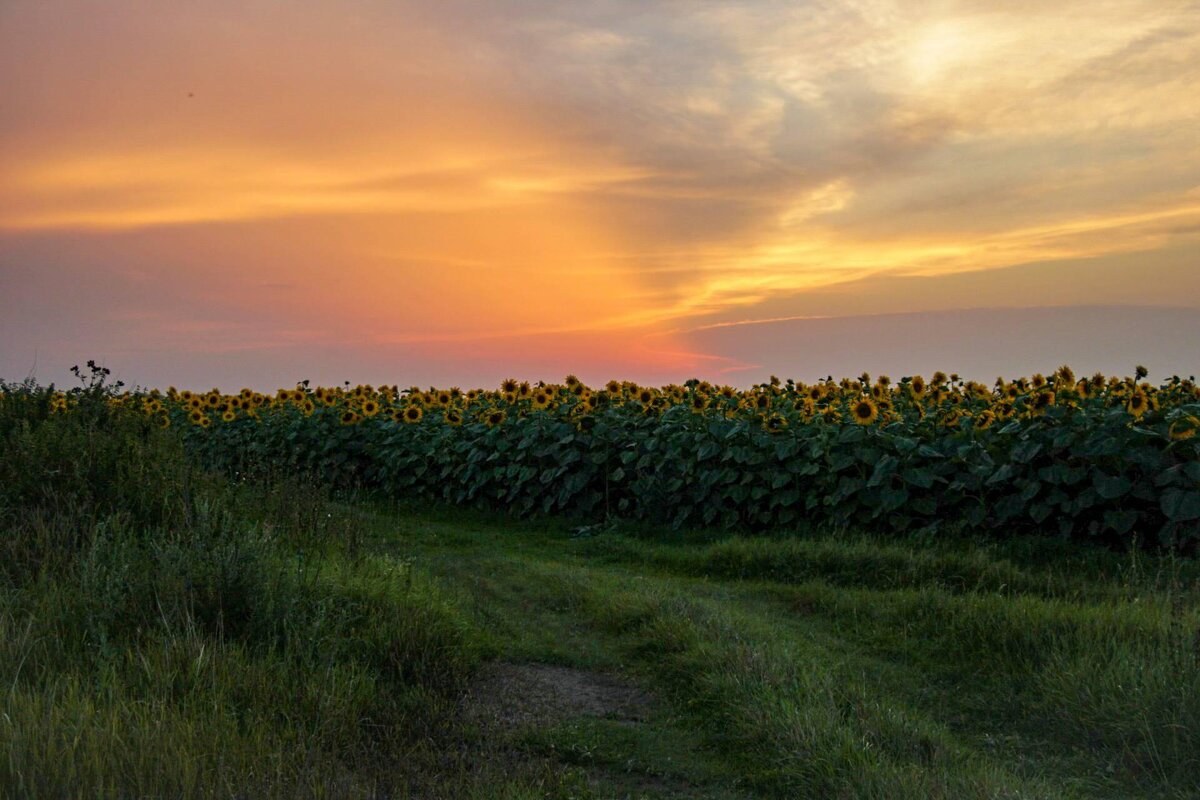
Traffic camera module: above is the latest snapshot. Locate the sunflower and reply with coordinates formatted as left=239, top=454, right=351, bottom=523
left=301, top=399, right=316, bottom=416
left=973, top=410, right=996, bottom=430
left=402, top=406, right=424, bottom=424
left=198, top=416, right=212, bottom=428
left=221, top=410, right=237, bottom=423
left=189, top=409, right=205, bottom=424
left=1031, top=391, right=1055, bottom=414
left=361, top=399, right=380, bottom=417
left=1168, top=415, right=1198, bottom=441
left=517, top=382, right=532, bottom=399
left=444, top=409, right=463, bottom=427
left=531, top=390, right=552, bottom=410
left=851, top=398, right=878, bottom=425
left=1126, top=391, right=1148, bottom=418
left=484, top=409, right=507, bottom=427
left=564, top=374, right=580, bottom=387
left=500, top=378, right=519, bottom=394
left=764, top=413, right=788, bottom=431
left=636, top=388, right=654, bottom=405
left=753, top=393, right=771, bottom=411
left=157, top=414, right=171, bottom=429
left=605, top=380, right=621, bottom=395
left=1031, top=374, right=1047, bottom=389
left=689, top=394, right=710, bottom=413
left=340, top=410, right=360, bottom=426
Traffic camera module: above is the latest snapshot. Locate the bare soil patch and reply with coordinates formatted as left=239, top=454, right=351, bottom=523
left=464, top=662, right=654, bottom=728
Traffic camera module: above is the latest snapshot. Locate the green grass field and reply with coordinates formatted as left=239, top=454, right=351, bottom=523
left=2, top=390, right=1199, bottom=798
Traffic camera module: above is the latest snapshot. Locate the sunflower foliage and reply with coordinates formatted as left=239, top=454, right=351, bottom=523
left=20, top=367, right=1200, bottom=549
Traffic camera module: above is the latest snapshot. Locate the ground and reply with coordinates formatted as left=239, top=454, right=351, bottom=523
left=362, top=503, right=1200, bottom=799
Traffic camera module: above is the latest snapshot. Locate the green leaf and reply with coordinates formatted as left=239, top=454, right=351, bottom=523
left=1161, top=489, right=1200, bottom=522
left=1103, top=509, right=1139, bottom=535
left=1009, top=440, right=1043, bottom=464
left=902, top=468, right=936, bottom=489
left=1092, top=472, right=1132, bottom=500
left=867, top=455, right=898, bottom=488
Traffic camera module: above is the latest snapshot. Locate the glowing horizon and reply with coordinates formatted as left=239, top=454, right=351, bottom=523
left=2, top=1, right=1198, bottom=388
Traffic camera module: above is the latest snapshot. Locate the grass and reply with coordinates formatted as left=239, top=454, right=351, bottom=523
left=2, top=382, right=1198, bottom=797
left=368, top=504, right=1200, bottom=798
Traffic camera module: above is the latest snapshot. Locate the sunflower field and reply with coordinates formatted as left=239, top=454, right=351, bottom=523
left=28, top=366, right=1200, bottom=547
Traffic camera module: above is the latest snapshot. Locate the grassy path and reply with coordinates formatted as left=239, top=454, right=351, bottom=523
left=366, top=506, right=1200, bottom=800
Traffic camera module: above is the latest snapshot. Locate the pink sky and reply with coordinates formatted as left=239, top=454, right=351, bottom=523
left=2, top=1, right=1198, bottom=389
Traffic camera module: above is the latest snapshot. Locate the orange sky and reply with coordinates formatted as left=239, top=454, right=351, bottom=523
left=2, top=1, right=1198, bottom=388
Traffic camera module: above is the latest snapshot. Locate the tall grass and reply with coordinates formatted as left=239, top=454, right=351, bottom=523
left=0, top=381, right=484, bottom=798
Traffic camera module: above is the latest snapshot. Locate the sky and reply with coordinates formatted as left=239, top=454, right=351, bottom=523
left=2, top=0, right=1198, bottom=389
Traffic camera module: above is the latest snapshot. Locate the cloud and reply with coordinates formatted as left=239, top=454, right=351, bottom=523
left=2, top=0, right=1198, bottom=387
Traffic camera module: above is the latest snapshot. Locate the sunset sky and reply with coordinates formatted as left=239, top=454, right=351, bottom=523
left=2, top=0, right=1198, bottom=389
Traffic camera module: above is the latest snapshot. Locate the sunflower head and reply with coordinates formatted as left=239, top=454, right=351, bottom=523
left=973, top=410, right=996, bottom=430
left=851, top=398, right=878, bottom=425
left=764, top=413, right=788, bottom=431
left=444, top=409, right=463, bottom=427
left=485, top=409, right=507, bottom=427
left=1126, top=391, right=1148, bottom=418
left=221, top=410, right=237, bottom=423
left=361, top=399, right=380, bottom=417
left=501, top=378, right=519, bottom=394
left=340, top=410, right=360, bottom=426
left=1168, top=415, right=1198, bottom=441
left=403, top=406, right=424, bottom=424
